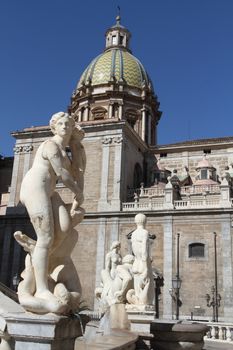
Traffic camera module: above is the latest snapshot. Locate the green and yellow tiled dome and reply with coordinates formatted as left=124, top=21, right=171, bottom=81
left=77, top=49, right=152, bottom=90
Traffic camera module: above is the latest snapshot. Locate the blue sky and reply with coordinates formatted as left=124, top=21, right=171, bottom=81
left=1, top=0, right=233, bottom=156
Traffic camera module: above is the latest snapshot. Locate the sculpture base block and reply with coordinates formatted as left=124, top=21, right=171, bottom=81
left=110, top=303, right=130, bottom=330
left=4, top=312, right=87, bottom=350
left=126, top=308, right=155, bottom=333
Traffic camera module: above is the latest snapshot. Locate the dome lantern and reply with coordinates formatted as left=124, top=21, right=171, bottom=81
left=105, top=15, right=131, bottom=52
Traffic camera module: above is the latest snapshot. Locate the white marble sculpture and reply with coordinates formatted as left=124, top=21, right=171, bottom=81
left=95, top=241, right=134, bottom=311
left=14, top=112, right=86, bottom=314
left=126, top=213, right=154, bottom=309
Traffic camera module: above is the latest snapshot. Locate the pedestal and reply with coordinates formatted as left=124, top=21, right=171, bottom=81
left=4, top=312, right=87, bottom=350
left=126, top=306, right=155, bottom=333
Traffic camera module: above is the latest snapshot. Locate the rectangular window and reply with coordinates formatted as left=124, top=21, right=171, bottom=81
left=201, top=169, right=208, bottom=179
left=112, top=36, right=117, bottom=45
left=189, top=243, right=205, bottom=258
left=160, top=153, right=167, bottom=158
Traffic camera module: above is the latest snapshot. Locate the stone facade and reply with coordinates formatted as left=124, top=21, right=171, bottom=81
left=1, top=16, right=233, bottom=322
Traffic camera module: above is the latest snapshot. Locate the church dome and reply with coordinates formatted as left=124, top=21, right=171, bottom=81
left=77, top=49, right=152, bottom=90
left=76, top=15, right=153, bottom=92
left=69, top=15, right=162, bottom=147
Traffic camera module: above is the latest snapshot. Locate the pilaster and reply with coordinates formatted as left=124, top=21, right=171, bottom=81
left=8, top=148, right=20, bottom=207
left=163, top=216, right=173, bottom=319
left=111, top=136, right=123, bottom=211
left=7, top=144, right=33, bottom=213
left=98, top=137, right=111, bottom=211
left=94, top=218, right=106, bottom=310
left=221, top=215, right=233, bottom=321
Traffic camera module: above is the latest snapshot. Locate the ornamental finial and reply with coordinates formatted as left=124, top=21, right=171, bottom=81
left=116, top=6, right=121, bottom=25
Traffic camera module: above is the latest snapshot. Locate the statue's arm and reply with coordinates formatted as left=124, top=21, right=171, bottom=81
left=141, top=231, right=149, bottom=261
left=105, top=252, right=111, bottom=271
left=45, top=141, right=83, bottom=199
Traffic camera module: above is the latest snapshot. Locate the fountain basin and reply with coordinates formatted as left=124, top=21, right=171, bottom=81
left=150, top=320, right=209, bottom=350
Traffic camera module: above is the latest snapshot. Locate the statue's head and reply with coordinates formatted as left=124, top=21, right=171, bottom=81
left=49, top=112, right=75, bottom=135
left=110, top=240, right=121, bottom=251
left=135, top=213, right=147, bottom=227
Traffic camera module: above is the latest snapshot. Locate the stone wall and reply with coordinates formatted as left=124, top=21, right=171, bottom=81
left=0, top=210, right=232, bottom=320
left=154, top=146, right=233, bottom=180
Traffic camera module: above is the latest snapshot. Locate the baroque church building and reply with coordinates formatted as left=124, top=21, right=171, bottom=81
left=1, top=16, right=233, bottom=322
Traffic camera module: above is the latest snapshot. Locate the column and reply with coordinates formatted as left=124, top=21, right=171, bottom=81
left=141, top=108, right=146, bottom=142
left=118, top=104, right=123, bottom=119
left=163, top=216, right=173, bottom=319
left=98, top=137, right=112, bottom=211
left=221, top=215, right=233, bottom=321
left=78, top=110, right=82, bottom=122
left=84, top=105, right=89, bottom=121
left=94, top=218, right=106, bottom=310
left=108, top=103, right=113, bottom=118
left=148, top=114, right=151, bottom=145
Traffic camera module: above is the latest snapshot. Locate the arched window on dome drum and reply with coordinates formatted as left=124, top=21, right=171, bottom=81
left=189, top=243, right=205, bottom=258
left=133, top=163, right=143, bottom=189
left=91, top=107, right=107, bottom=120
left=112, top=103, right=118, bottom=118
left=125, top=109, right=138, bottom=131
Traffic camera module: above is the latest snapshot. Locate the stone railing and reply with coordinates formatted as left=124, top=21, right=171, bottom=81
left=174, top=197, right=221, bottom=209
left=122, top=201, right=164, bottom=211
left=128, top=184, right=221, bottom=199
left=180, top=184, right=220, bottom=195
left=122, top=197, right=222, bottom=212
left=127, top=186, right=164, bottom=199
left=199, top=322, right=233, bottom=343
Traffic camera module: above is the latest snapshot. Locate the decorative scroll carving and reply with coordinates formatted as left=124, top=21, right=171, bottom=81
left=13, top=145, right=33, bottom=154
left=113, top=136, right=123, bottom=144
left=102, top=137, right=113, bottom=145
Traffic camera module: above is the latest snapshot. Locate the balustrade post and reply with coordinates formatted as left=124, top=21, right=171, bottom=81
left=220, top=177, right=231, bottom=208
left=164, top=179, right=174, bottom=209
left=218, top=326, right=223, bottom=340
left=226, top=326, right=232, bottom=342
left=211, top=326, right=216, bottom=339
left=149, top=196, right=152, bottom=210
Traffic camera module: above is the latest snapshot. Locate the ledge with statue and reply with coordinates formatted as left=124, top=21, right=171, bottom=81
left=123, top=158, right=233, bottom=211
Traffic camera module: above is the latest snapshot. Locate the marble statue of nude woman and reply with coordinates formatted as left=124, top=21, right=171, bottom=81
left=14, top=111, right=86, bottom=314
